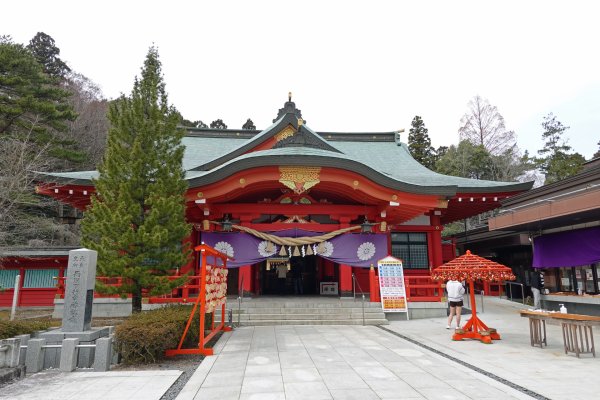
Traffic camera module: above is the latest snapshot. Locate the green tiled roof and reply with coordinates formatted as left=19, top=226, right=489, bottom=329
left=36, top=106, right=532, bottom=195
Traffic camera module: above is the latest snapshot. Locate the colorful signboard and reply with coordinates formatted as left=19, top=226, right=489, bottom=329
left=377, top=256, right=409, bottom=319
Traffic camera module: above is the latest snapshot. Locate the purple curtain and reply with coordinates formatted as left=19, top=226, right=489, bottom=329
left=200, top=229, right=388, bottom=268
left=533, top=226, right=600, bottom=268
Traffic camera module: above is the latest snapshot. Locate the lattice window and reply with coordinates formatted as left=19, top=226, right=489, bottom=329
left=391, top=232, right=429, bottom=269
left=0, top=270, right=19, bottom=289
left=23, top=269, right=59, bottom=288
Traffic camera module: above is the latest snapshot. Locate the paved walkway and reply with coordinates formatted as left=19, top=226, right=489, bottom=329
left=0, top=370, right=181, bottom=400
left=384, top=297, right=600, bottom=400
left=176, top=297, right=600, bottom=400
left=175, top=324, right=534, bottom=399
left=3, top=297, right=599, bottom=399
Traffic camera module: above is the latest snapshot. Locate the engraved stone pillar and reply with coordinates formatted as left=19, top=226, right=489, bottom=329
left=62, top=248, right=98, bottom=332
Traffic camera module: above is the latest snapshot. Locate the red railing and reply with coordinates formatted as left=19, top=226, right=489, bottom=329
left=55, top=273, right=444, bottom=303
left=55, top=275, right=203, bottom=303
left=404, top=275, right=443, bottom=302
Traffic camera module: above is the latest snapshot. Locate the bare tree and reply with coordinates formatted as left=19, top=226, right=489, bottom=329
left=64, top=72, right=109, bottom=169
left=459, top=95, right=517, bottom=156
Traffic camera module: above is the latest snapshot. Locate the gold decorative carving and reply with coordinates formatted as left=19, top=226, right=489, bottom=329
left=197, top=192, right=204, bottom=198
left=392, top=194, right=398, bottom=201
left=239, top=178, right=246, bottom=186
left=437, top=199, right=448, bottom=209
left=279, top=166, right=321, bottom=194
left=353, top=180, right=359, bottom=187
left=274, top=125, right=296, bottom=142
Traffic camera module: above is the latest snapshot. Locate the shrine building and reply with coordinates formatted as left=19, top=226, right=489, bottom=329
left=34, top=98, right=533, bottom=301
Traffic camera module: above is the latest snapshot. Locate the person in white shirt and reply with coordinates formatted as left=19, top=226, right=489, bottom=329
left=446, top=280, right=465, bottom=329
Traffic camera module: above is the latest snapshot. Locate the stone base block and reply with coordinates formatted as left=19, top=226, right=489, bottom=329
left=386, top=302, right=448, bottom=320
left=53, top=298, right=132, bottom=318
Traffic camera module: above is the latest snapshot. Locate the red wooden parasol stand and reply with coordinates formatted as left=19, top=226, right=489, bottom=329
left=431, top=250, right=515, bottom=344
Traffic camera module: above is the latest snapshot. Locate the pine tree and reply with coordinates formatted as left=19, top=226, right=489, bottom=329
left=536, top=113, right=584, bottom=184
left=242, top=118, right=256, bottom=130
left=593, top=141, right=600, bottom=159
left=408, top=116, right=435, bottom=169
left=27, top=32, right=71, bottom=79
left=210, top=119, right=227, bottom=129
left=81, top=47, right=191, bottom=312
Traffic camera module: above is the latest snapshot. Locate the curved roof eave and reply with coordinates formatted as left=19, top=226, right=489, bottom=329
left=33, top=170, right=97, bottom=185
left=184, top=148, right=531, bottom=196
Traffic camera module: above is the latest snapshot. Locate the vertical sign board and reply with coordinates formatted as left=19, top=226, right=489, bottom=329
left=377, top=256, right=409, bottom=320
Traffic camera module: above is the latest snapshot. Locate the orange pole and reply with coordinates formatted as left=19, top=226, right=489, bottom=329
left=198, top=250, right=207, bottom=349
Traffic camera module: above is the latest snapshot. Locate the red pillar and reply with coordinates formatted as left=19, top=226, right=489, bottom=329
left=430, top=214, right=443, bottom=268
left=339, top=264, right=353, bottom=297
left=238, top=265, right=252, bottom=294
left=369, top=263, right=380, bottom=303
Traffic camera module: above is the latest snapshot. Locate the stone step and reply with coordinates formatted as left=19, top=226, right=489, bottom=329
left=229, top=301, right=382, bottom=309
left=228, top=313, right=386, bottom=321
left=234, top=319, right=389, bottom=326
left=235, top=307, right=385, bottom=314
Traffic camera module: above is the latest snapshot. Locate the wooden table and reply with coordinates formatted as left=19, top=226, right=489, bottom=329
left=519, top=310, right=550, bottom=348
left=551, top=313, right=600, bottom=358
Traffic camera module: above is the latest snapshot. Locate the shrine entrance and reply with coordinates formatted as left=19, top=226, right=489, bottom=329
left=260, top=256, right=320, bottom=295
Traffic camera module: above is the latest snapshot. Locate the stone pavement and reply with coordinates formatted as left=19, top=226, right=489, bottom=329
left=0, top=369, right=181, bottom=400
left=2, top=297, right=598, bottom=399
left=176, top=297, right=600, bottom=400
left=383, top=297, right=600, bottom=400
left=175, top=322, right=536, bottom=399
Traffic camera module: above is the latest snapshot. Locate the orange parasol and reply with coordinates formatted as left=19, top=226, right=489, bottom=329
left=432, top=250, right=515, bottom=344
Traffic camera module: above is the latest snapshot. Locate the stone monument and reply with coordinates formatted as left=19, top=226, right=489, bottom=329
left=62, top=248, right=97, bottom=332
left=37, top=248, right=111, bottom=370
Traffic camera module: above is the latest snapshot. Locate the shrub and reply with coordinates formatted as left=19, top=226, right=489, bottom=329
left=114, top=306, right=214, bottom=364
left=0, top=319, right=55, bottom=339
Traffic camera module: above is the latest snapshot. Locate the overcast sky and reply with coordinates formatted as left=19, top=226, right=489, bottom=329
left=4, top=1, right=600, bottom=159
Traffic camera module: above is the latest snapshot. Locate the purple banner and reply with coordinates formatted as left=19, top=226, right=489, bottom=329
left=200, top=230, right=389, bottom=268
left=533, top=226, right=600, bottom=268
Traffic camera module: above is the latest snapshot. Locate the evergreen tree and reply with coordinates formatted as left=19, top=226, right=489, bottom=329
left=27, top=32, right=71, bottom=79
left=81, top=47, right=191, bottom=312
left=0, top=39, right=76, bottom=149
left=210, top=119, right=227, bottom=129
left=536, top=113, right=584, bottom=184
left=242, top=118, right=256, bottom=130
left=593, top=140, right=600, bottom=159
left=435, top=140, right=494, bottom=180
left=408, top=116, right=435, bottom=169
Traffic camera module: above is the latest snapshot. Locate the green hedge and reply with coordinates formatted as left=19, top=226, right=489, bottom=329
left=0, top=319, right=55, bottom=339
left=114, top=306, right=214, bottom=365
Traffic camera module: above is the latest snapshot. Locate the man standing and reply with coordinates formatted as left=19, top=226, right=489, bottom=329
left=531, top=271, right=542, bottom=309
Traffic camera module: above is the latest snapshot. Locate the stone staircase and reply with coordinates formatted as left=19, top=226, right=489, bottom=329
left=217, top=296, right=389, bottom=326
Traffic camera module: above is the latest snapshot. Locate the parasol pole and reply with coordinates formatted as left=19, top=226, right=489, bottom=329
left=468, top=280, right=477, bottom=317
